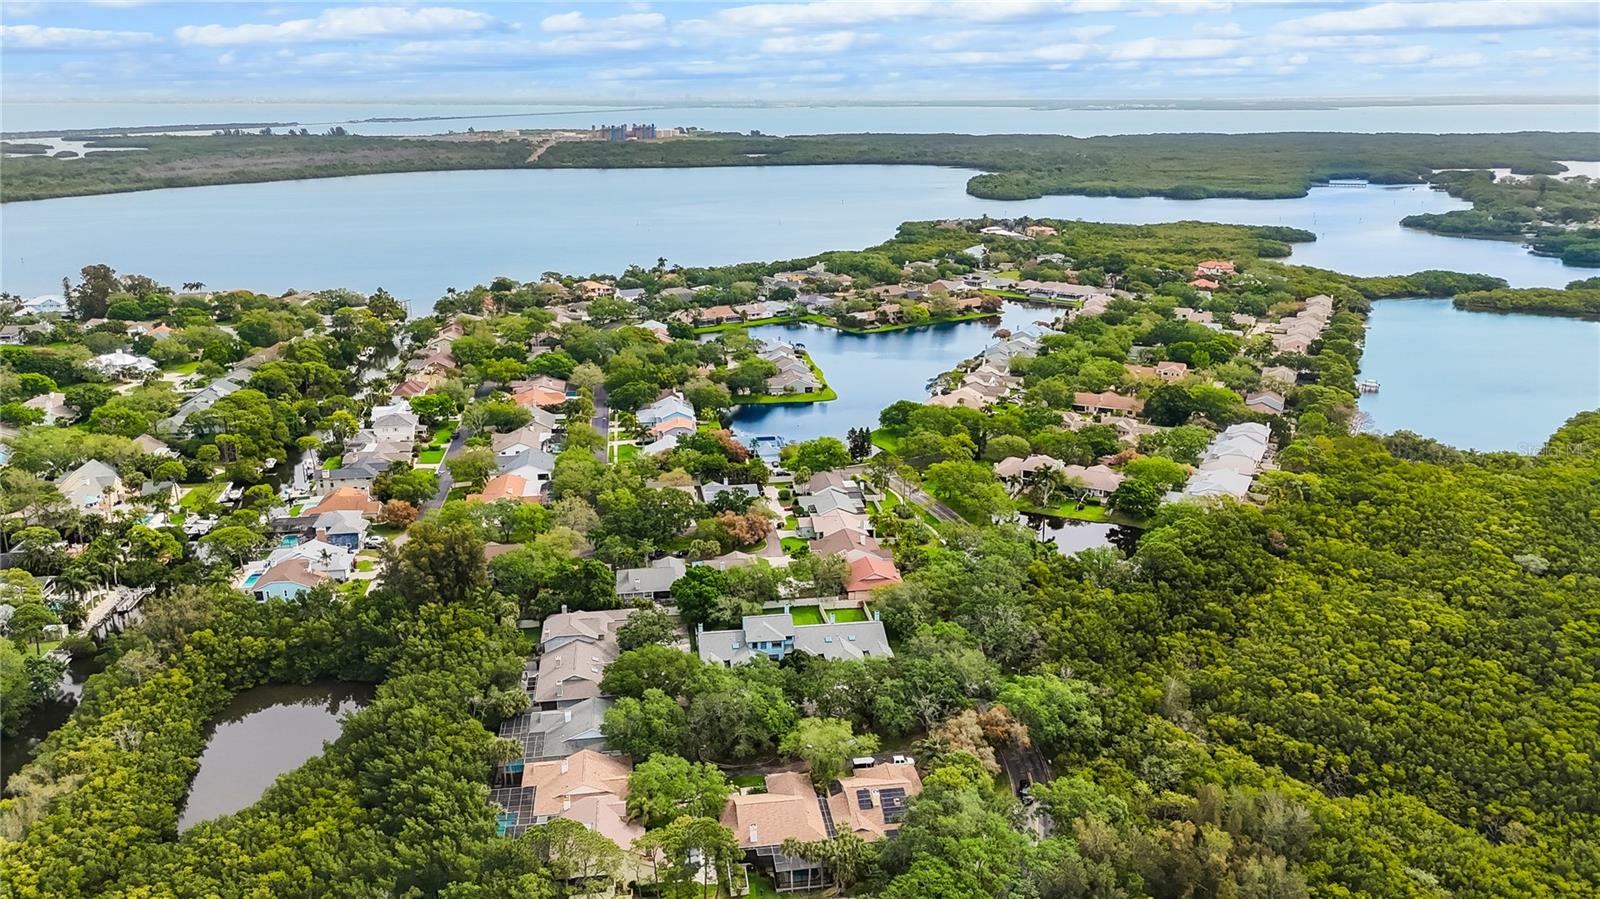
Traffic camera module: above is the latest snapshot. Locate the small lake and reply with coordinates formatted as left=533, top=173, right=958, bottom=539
left=2, top=166, right=1591, bottom=306
left=0, top=653, right=104, bottom=790
left=177, top=681, right=372, bottom=831
left=1024, top=515, right=1145, bottom=555
left=729, top=302, right=1047, bottom=441
left=1358, top=299, right=1600, bottom=452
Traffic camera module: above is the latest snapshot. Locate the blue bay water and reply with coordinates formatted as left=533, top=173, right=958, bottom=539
left=1358, top=299, right=1600, bottom=452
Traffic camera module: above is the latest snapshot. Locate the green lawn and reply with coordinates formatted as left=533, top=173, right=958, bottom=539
left=616, top=443, right=639, bottom=462
left=162, top=360, right=200, bottom=375
left=321, top=455, right=343, bottom=470
left=730, top=774, right=768, bottom=791
left=781, top=537, right=808, bottom=555
left=830, top=607, right=868, bottom=623
left=356, top=560, right=376, bottom=572
left=872, top=490, right=904, bottom=516
left=871, top=427, right=904, bottom=454
left=178, top=480, right=225, bottom=511
left=430, top=422, right=456, bottom=444
left=735, top=355, right=837, bottom=406
left=1021, top=499, right=1144, bottom=525
left=371, top=524, right=403, bottom=539
left=994, top=269, right=1021, bottom=279
left=783, top=514, right=798, bottom=529
left=790, top=605, right=825, bottom=626
left=417, top=448, right=445, bottom=465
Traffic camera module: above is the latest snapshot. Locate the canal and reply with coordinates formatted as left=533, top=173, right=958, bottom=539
left=0, top=652, right=105, bottom=790
left=177, top=681, right=373, bottom=831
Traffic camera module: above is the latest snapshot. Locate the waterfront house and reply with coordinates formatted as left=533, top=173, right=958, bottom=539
left=1195, top=260, right=1237, bottom=276
left=994, top=454, right=1066, bottom=484
left=1061, top=464, right=1125, bottom=498
left=159, top=375, right=243, bottom=434
left=696, top=305, right=740, bottom=325
left=767, top=368, right=822, bottom=394
left=322, top=461, right=389, bottom=492
left=1260, top=365, right=1299, bottom=386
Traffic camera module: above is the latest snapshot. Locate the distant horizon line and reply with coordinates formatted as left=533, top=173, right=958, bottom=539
left=6, top=94, right=1598, bottom=110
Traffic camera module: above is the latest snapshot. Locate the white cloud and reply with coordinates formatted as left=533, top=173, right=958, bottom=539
left=1279, top=1, right=1596, bottom=35
left=175, top=6, right=500, bottom=47
left=1195, top=22, right=1245, bottom=38
left=1068, top=25, right=1116, bottom=40
left=0, top=24, right=158, bottom=50
left=760, top=31, right=865, bottom=55
left=542, top=11, right=665, bottom=33
left=1108, top=37, right=1237, bottom=59
left=714, top=0, right=1074, bottom=29
left=1352, top=45, right=1486, bottom=68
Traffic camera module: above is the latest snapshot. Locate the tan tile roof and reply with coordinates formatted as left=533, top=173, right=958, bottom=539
left=721, top=771, right=829, bottom=849
left=521, top=749, right=633, bottom=818
left=304, top=487, right=382, bottom=516
left=825, top=764, right=922, bottom=842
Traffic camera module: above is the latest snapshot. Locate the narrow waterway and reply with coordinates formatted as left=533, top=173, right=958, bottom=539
left=177, top=681, right=372, bottom=831
left=0, top=653, right=104, bottom=790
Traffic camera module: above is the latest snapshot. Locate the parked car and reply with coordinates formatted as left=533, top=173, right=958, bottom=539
left=363, top=535, right=387, bottom=548
left=891, top=754, right=916, bottom=766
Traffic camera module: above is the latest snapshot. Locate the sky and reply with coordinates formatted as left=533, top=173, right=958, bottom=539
left=1, top=1, right=1597, bottom=103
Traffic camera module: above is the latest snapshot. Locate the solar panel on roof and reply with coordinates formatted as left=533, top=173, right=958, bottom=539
left=857, top=788, right=874, bottom=809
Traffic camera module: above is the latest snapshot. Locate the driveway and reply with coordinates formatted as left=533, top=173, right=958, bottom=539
left=424, top=430, right=469, bottom=511
left=590, top=385, right=610, bottom=462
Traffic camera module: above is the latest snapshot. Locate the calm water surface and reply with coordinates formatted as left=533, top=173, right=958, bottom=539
left=178, top=681, right=372, bottom=831
left=1358, top=299, right=1600, bottom=451
left=3, top=167, right=1589, bottom=305
left=4, top=101, right=1594, bottom=136
left=729, top=302, right=1047, bottom=441
left=1025, top=515, right=1145, bottom=555
left=0, top=653, right=103, bottom=790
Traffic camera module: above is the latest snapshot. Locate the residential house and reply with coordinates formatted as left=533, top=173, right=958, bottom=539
left=696, top=305, right=739, bottom=325
left=614, top=556, right=687, bottom=602
left=1188, top=278, right=1220, bottom=291
left=1260, top=365, right=1299, bottom=387
left=617, top=288, right=646, bottom=302
left=1073, top=391, right=1145, bottom=418
left=313, top=510, right=368, bottom=550
left=722, top=772, right=832, bottom=892
left=766, top=368, right=822, bottom=395
left=1245, top=390, right=1286, bottom=416
left=522, top=697, right=614, bottom=760
left=798, top=509, right=871, bottom=540
left=1195, top=260, right=1237, bottom=277
left=251, top=558, right=327, bottom=600
left=533, top=638, right=617, bottom=708
left=304, top=486, right=382, bottom=517
left=368, top=402, right=421, bottom=444
left=1024, top=224, right=1058, bottom=237
left=321, top=460, right=389, bottom=491
left=57, top=460, right=125, bottom=511
left=845, top=554, right=902, bottom=598
left=698, top=612, right=893, bottom=666
left=470, top=472, right=543, bottom=504
left=1179, top=468, right=1256, bottom=500
left=809, top=529, right=887, bottom=559
left=994, top=454, right=1066, bottom=484
left=159, top=375, right=243, bottom=433
left=638, top=392, right=696, bottom=429
left=492, top=424, right=553, bottom=458
left=21, top=295, right=68, bottom=316
left=575, top=279, right=616, bottom=299
left=640, top=431, right=685, bottom=456
left=1061, top=464, right=1125, bottom=498
left=520, top=750, right=635, bottom=828
left=649, top=412, right=698, bottom=442
left=541, top=607, right=639, bottom=653
left=510, top=376, right=571, bottom=409
left=87, top=351, right=158, bottom=380
left=1155, top=361, right=1189, bottom=380
left=826, top=764, right=923, bottom=842
left=701, top=480, right=760, bottom=506
left=635, top=319, right=671, bottom=342
left=23, top=392, right=71, bottom=425
left=926, top=386, right=988, bottom=409
left=800, top=488, right=863, bottom=517
left=132, top=434, right=175, bottom=457
left=390, top=378, right=430, bottom=400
